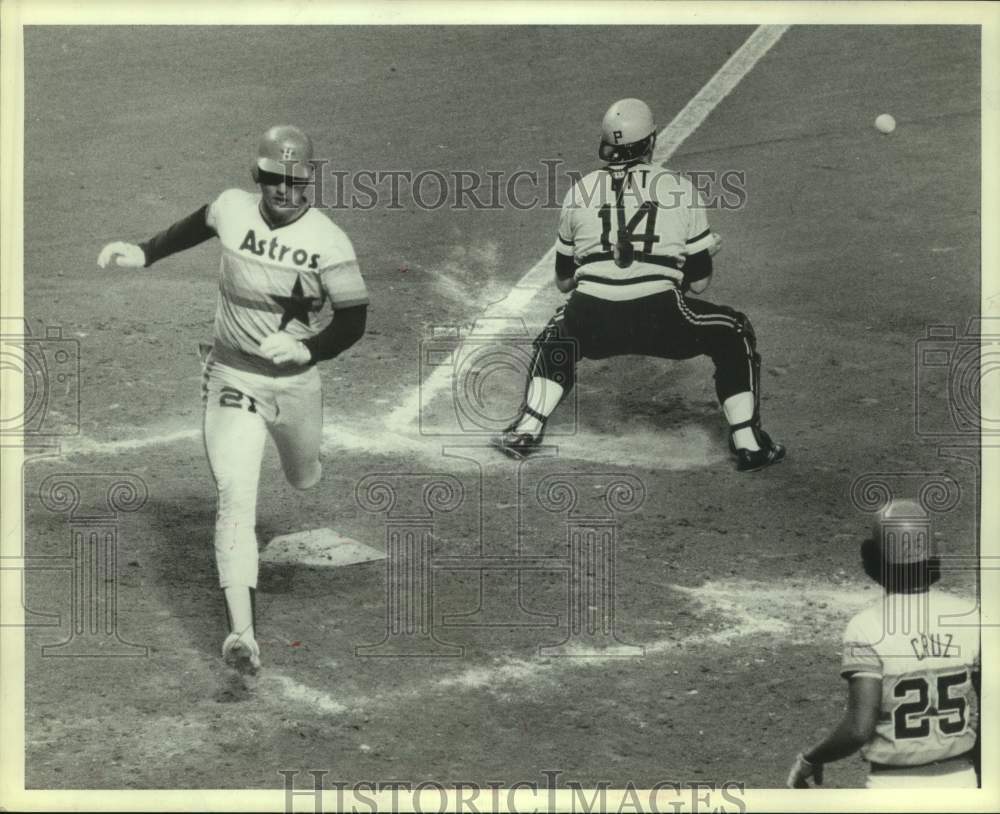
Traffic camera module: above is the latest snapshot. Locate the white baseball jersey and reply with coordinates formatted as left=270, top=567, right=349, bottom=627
left=557, top=164, right=715, bottom=301
left=840, top=588, right=979, bottom=766
left=206, top=189, right=368, bottom=375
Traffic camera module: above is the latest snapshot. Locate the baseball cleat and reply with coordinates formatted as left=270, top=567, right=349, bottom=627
left=222, top=632, right=261, bottom=675
left=491, top=429, right=543, bottom=460
left=735, top=432, right=785, bottom=472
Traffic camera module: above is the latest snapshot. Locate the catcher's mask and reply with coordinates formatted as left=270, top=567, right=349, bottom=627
left=252, top=124, right=314, bottom=183
left=599, top=98, right=656, bottom=163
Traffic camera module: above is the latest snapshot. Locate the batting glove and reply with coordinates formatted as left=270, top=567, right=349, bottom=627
left=260, top=332, right=311, bottom=366
left=97, top=241, right=146, bottom=269
left=786, top=753, right=824, bottom=788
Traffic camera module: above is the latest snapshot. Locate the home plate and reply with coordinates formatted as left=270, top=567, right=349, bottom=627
left=261, top=528, right=384, bottom=567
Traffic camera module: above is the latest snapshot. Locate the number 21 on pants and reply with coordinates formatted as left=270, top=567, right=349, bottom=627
left=219, top=386, right=257, bottom=413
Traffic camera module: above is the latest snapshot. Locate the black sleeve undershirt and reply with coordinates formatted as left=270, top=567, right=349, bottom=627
left=682, top=250, right=713, bottom=289
left=139, top=204, right=216, bottom=267
left=555, top=252, right=576, bottom=280
left=302, top=304, right=368, bottom=364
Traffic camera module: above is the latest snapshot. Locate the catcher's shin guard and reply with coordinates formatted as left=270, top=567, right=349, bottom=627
left=713, top=310, right=759, bottom=404
left=721, top=313, right=783, bottom=470
left=495, top=311, right=576, bottom=460
left=528, top=306, right=577, bottom=394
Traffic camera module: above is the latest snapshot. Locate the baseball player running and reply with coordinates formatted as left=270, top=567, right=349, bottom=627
left=492, top=99, right=783, bottom=471
left=97, top=125, right=369, bottom=674
left=787, top=499, right=980, bottom=788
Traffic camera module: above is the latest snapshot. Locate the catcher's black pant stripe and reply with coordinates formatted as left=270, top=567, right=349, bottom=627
left=673, top=290, right=757, bottom=400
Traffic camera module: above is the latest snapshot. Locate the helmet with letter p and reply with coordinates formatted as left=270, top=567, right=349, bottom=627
left=252, top=124, right=314, bottom=183
left=599, top=98, right=656, bottom=163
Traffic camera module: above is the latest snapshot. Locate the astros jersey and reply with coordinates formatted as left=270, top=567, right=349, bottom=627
left=206, top=189, right=368, bottom=375
left=557, top=164, right=715, bottom=301
left=840, top=588, right=979, bottom=766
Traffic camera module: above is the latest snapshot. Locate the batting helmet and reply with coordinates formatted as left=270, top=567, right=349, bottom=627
left=599, top=98, right=656, bottom=163
left=253, top=125, right=314, bottom=181
left=861, top=498, right=941, bottom=591
left=871, top=498, right=937, bottom=564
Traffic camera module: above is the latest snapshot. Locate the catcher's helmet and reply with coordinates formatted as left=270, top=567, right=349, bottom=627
left=253, top=124, right=314, bottom=181
left=599, top=98, right=656, bottom=163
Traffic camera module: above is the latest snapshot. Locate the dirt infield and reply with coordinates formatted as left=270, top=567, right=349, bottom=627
left=19, top=25, right=981, bottom=793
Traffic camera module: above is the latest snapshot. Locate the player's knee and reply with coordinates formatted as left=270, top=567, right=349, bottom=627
left=217, top=562, right=258, bottom=591
left=705, top=331, right=745, bottom=366
left=214, top=473, right=257, bottom=511
left=286, top=460, right=322, bottom=490
left=735, top=311, right=756, bottom=346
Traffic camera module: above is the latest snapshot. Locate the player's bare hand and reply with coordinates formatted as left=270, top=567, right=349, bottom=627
left=260, top=332, right=311, bottom=366
left=708, top=232, right=722, bottom=256
left=97, top=241, right=146, bottom=269
left=786, top=753, right=824, bottom=788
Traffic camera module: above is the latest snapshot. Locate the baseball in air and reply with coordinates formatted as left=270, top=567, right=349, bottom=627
left=875, top=113, right=896, bottom=134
